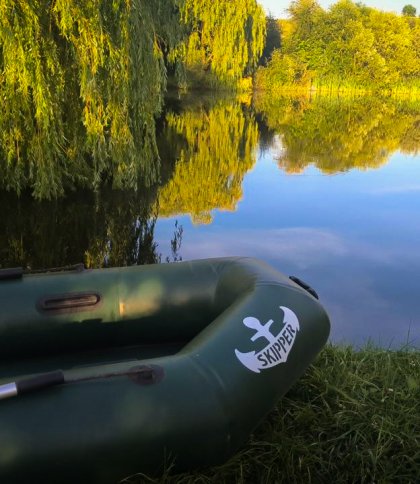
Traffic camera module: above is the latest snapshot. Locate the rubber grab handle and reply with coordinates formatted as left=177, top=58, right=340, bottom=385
left=289, top=276, right=319, bottom=299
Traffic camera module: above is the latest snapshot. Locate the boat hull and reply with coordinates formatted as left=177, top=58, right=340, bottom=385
left=0, top=257, right=330, bottom=482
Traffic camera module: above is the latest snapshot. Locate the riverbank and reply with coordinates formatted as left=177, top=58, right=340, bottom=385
left=253, top=83, right=420, bottom=101
left=123, top=345, right=419, bottom=483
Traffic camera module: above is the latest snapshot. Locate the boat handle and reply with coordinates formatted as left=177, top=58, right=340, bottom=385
left=289, top=276, right=319, bottom=299
left=37, top=292, right=101, bottom=314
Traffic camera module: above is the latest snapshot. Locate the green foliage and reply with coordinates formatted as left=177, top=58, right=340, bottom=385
left=256, top=0, right=420, bottom=92
left=180, top=0, right=266, bottom=83
left=254, top=93, right=420, bottom=173
left=0, top=0, right=185, bottom=198
left=402, top=4, right=417, bottom=17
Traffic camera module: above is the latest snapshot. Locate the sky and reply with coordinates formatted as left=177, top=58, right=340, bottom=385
left=259, top=0, right=420, bottom=18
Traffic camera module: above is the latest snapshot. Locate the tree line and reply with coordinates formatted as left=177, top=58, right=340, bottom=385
left=256, top=0, right=420, bottom=92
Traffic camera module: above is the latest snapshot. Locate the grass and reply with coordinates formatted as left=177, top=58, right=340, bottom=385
left=123, top=345, right=420, bottom=484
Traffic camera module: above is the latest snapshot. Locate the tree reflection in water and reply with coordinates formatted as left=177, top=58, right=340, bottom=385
left=254, top=93, right=420, bottom=173
left=1, top=93, right=419, bottom=269
left=157, top=96, right=259, bottom=224
left=0, top=187, right=182, bottom=270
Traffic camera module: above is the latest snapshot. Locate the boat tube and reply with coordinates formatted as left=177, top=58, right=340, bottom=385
left=0, top=257, right=330, bottom=483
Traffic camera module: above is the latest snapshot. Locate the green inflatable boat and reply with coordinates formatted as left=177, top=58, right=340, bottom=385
left=0, top=257, right=330, bottom=483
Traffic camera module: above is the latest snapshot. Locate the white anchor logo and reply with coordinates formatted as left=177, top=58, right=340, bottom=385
left=235, top=306, right=300, bottom=373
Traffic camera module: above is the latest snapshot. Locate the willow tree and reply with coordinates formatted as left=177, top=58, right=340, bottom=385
left=179, top=0, right=266, bottom=83
left=0, top=0, right=182, bottom=198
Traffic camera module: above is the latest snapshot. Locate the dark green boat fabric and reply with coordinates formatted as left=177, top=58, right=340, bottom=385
left=0, top=257, right=330, bottom=483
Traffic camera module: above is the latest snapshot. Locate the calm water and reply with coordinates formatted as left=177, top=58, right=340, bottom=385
left=1, top=93, right=419, bottom=347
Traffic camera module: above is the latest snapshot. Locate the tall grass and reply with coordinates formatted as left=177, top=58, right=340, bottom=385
left=123, top=345, right=420, bottom=483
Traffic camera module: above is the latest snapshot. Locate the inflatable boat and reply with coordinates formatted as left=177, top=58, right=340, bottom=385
left=0, top=257, right=330, bottom=483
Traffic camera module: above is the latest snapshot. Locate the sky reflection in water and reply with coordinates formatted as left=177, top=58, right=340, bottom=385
left=156, top=150, right=420, bottom=348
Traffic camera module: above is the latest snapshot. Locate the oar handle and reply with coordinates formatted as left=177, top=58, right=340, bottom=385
left=0, top=370, right=65, bottom=400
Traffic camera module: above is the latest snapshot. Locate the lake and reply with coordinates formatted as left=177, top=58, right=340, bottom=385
left=1, top=93, right=419, bottom=348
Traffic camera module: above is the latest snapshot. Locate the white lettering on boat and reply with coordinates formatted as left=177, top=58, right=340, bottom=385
left=235, top=306, right=300, bottom=373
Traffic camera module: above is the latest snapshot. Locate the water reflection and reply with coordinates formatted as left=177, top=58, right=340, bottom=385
left=254, top=94, right=420, bottom=173
left=2, top=93, right=418, bottom=202
left=1, top=93, right=420, bottom=346
left=0, top=188, right=181, bottom=270
left=156, top=152, right=420, bottom=347
left=157, top=97, right=258, bottom=224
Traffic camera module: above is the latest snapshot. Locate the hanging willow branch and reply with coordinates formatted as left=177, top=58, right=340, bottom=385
left=180, top=0, right=266, bottom=81
left=0, top=0, right=184, bottom=198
